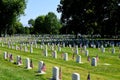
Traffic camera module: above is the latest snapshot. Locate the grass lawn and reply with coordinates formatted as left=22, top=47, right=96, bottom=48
left=0, top=43, right=120, bottom=80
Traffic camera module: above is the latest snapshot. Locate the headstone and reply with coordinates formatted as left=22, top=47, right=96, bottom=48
left=75, top=45, right=78, bottom=54
left=30, top=44, right=33, bottom=53
left=15, top=45, right=18, bottom=50
left=62, top=43, right=65, bottom=47
left=8, top=43, right=11, bottom=48
left=40, top=44, right=43, bottom=49
left=58, top=46, right=61, bottom=52
left=51, top=45, right=54, bottom=51
left=112, top=48, right=115, bottom=54
left=64, top=53, right=68, bottom=61
left=12, top=45, right=14, bottom=49
left=44, top=48, right=48, bottom=57
left=84, top=45, right=86, bottom=51
left=24, top=46, right=28, bottom=52
left=16, top=55, right=22, bottom=65
left=4, top=52, right=7, bottom=60
left=101, top=47, right=105, bottom=53
left=91, top=57, right=97, bottom=66
left=52, top=66, right=59, bottom=80
left=26, top=58, right=32, bottom=69
left=76, top=55, right=81, bottom=63
left=69, top=44, right=72, bottom=48
left=93, top=44, right=96, bottom=48
left=85, top=50, right=89, bottom=56
left=101, top=45, right=105, bottom=53
left=52, top=50, right=57, bottom=59
left=1, top=43, right=4, bottom=47
left=38, top=61, right=46, bottom=74
left=72, top=73, right=80, bottom=80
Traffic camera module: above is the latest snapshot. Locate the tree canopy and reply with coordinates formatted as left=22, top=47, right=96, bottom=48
left=57, top=0, right=120, bottom=36
left=33, top=12, right=62, bottom=34
left=0, top=0, right=27, bottom=36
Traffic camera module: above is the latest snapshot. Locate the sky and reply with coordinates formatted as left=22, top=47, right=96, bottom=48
left=20, top=0, right=61, bottom=26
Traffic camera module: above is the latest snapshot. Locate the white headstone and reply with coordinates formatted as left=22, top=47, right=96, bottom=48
left=44, top=49, right=48, bottom=57
left=4, top=52, right=7, bottom=60
left=40, top=45, right=43, bottom=49
left=64, top=53, right=68, bottom=61
left=91, top=57, right=97, bottom=66
left=112, top=48, right=115, bottom=54
left=24, top=46, right=28, bottom=52
left=69, top=44, right=72, bottom=48
left=84, top=45, right=86, bottom=51
left=16, top=55, right=22, bottom=65
left=72, top=73, right=80, bottom=80
left=52, top=66, right=59, bottom=80
left=58, top=46, right=61, bottom=52
left=1, top=43, right=4, bottom=47
left=38, top=61, right=45, bottom=74
left=51, top=45, right=54, bottom=51
left=26, top=58, right=31, bottom=69
left=76, top=55, right=81, bottom=63
left=75, top=45, right=78, bottom=54
left=62, top=43, right=65, bottom=47
left=15, top=45, right=18, bottom=50
left=85, top=50, right=89, bottom=56
left=101, top=47, right=105, bottom=53
left=30, top=45, right=33, bottom=53
left=53, top=50, right=57, bottom=59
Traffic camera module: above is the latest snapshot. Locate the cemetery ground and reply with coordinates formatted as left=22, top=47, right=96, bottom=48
left=0, top=43, right=120, bottom=80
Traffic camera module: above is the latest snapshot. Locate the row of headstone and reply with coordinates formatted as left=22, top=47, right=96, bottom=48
left=3, top=52, right=48, bottom=73
left=52, top=66, right=90, bottom=80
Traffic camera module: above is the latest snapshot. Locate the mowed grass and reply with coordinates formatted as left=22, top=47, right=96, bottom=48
left=0, top=44, right=120, bottom=80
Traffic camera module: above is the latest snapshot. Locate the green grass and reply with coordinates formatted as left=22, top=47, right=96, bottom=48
left=0, top=44, right=120, bottom=80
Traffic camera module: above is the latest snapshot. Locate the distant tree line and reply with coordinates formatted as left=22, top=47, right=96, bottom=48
left=1, top=0, right=120, bottom=38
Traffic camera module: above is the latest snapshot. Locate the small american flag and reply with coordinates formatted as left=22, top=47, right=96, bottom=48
left=87, top=72, right=90, bottom=80
left=59, top=67, right=62, bottom=80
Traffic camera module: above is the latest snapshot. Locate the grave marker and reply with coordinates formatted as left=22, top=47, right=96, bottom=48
left=91, top=57, right=97, bottom=66
left=26, top=58, right=32, bottom=69
left=64, top=53, right=68, bottom=61
left=76, top=55, right=81, bottom=63
left=52, top=66, right=59, bottom=80
left=72, top=73, right=80, bottom=80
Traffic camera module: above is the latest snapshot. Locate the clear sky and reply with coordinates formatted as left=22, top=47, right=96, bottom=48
left=20, top=0, right=61, bottom=26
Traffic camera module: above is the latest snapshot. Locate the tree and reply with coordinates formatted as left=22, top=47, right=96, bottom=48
left=34, top=15, right=46, bottom=34
left=14, top=21, right=24, bottom=34
left=44, top=12, right=62, bottom=34
left=24, top=26, right=30, bottom=34
left=28, top=19, right=35, bottom=27
left=34, top=12, right=62, bottom=34
left=0, top=0, right=27, bottom=36
left=57, top=0, right=120, bottom=37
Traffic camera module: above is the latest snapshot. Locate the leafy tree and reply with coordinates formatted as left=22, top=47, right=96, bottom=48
left=28, top=19, right=35, bottom=27
left=0, top=0, right=27, bottom=36
left=24, top=26, right=30, bottom=34
left=34, top=15, right=45, bottom=34
left=34, top=12, right=61, bottom=34
left=57, top=0, right=120, bottom=37
left=44, top=12, right=62, bottom=34
left=14, top=21, right=24, bottom=34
